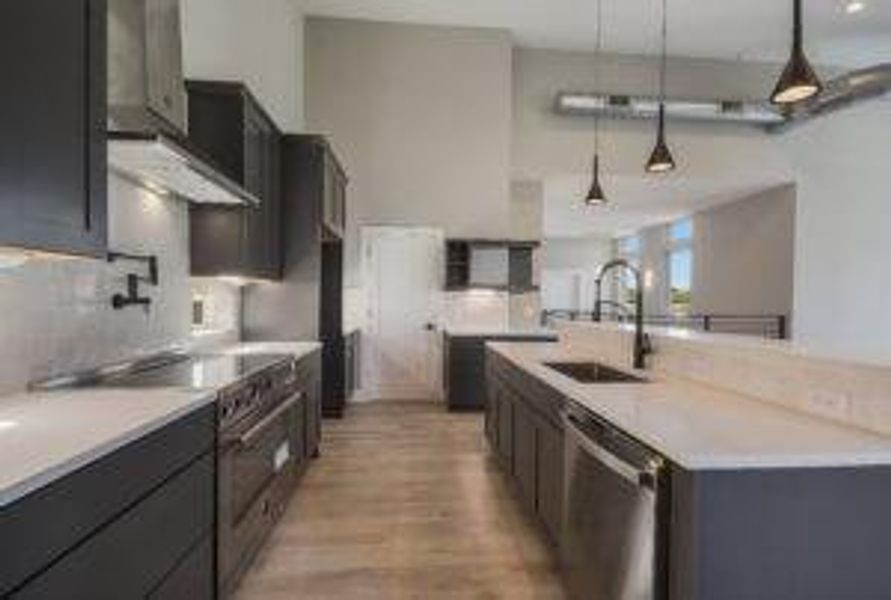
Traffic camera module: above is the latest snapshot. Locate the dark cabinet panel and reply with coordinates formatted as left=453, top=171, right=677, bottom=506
left=188, top=80, right=282, bottom=279
left=0, top=406, right=214, bottom=597
left=11, top=452, right=214, bottom=600
left=496, top=388, right=514, bottom=469
left=148, top=536, right=214, bottom=600
left=294, top=349, right=322, bottom=459
left=0, top=0, right=107, bottom=257
left=242, top=135, right=348, bottom=418
left=536, top=417, right=564, bottom=545
left=513, top=399, right=537, bottom=513
left=446, top=333, right=557, bottom=411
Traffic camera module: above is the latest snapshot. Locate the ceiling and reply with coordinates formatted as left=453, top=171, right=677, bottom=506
left=300, top=0, right=891, bottom=66
left=542, top=174, right=791, bottom=238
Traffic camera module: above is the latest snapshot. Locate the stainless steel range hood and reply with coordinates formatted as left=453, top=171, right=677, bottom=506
left=108, top=132, right=260, bottom=206
left=107, top=0, right=256, bottom=206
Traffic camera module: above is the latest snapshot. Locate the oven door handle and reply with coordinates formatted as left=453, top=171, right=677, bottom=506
left=237, top=392, right=303, bottom=447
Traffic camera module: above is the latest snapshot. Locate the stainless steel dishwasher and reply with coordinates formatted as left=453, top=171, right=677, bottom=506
left=562, top=407, right=669, bottom=600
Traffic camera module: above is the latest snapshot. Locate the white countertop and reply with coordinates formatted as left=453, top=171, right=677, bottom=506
left=445, top=328, right=557, bottom=338
left=0, top=388, right=214, bottom=508
left=213, top=340, right=322, bottom=361
left=0, top=340, right=322, bottom=509
left=489, top=342, right=891, bottom=470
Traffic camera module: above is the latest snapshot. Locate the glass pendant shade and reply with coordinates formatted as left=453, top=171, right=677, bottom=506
left=646, top=104, right=676, bottom=173
left=586, top=155, right=607, bottom=205
left=771, top=0, right=822, bottom=105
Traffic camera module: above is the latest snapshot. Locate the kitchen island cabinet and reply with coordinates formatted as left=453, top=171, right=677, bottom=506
left=487, top=343, right=891, bottom=600
left=444, top=331, right=556, bottom=411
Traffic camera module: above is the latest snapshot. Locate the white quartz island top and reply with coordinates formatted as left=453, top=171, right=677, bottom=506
left=488, top=341, right=891, bottom=470
left=0, top=388, right=214, bottom=508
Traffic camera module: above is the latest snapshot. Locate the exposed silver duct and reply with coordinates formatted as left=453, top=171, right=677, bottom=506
left=554, top=92, right=786, bottom=127
left=555, top=63, right=891, bottom=133
left=769, top=63, right=891, bottom=133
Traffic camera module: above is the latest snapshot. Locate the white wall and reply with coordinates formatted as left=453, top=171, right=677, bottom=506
left=692, top=185, right=796, bottom=318
left=182, top=0, right=304, bottom=131
left=783, top=99, right=891, bottom=357
left=540, top=237, right=612, bottom=311
left=0, top=176, right=193, bottom=394
left=305, top=18, right=514, bottom=284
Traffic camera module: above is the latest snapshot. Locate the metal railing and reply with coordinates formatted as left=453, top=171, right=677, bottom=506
left=542, top=310, right=788, bottom=340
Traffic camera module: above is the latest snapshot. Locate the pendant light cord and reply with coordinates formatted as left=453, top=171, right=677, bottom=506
left=593, top=0, right=604, bottom=155
left=659, top=0, right=668, bottom=106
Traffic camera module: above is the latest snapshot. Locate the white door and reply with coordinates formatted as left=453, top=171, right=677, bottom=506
left=361, top=226, right=444, bottom=401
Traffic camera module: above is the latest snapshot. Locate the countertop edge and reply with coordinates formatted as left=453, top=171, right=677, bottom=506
left=0, top=391, right=216, bottom=509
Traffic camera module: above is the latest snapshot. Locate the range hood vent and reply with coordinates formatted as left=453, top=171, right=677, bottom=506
left=770, top=63, right=891, bottom=132
left=555, top=92, right=786, bottom=127
left=108, top=132, right=259, bottom=206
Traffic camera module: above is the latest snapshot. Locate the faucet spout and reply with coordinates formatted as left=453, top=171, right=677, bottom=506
left=594, top=259, right=651, bottom=370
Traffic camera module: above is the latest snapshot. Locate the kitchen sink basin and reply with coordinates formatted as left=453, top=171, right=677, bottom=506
left=543, top=362, right=647, bottom=384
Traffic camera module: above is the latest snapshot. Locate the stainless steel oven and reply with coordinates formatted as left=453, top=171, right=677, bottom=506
left=217, top=362, right=304, bottom=597
left=562, top=408, right=669, bottom=600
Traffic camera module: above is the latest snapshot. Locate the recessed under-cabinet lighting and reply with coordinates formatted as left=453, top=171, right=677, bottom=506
left=845, top=1, right=866, bottom=14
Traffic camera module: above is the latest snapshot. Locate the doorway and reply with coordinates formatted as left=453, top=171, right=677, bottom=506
left=360, top=226, right=444, bottom=401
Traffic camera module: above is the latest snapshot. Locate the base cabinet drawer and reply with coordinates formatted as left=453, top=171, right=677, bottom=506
left=148, top=536, right=214, bottom=600
left=11, top=452, right=214, bottom=600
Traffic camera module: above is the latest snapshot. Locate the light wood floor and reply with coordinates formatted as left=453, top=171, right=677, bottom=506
left=234, top=399, right=567, bottom=599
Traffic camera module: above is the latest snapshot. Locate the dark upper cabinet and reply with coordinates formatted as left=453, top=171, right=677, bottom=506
left=322, top=151, right=347, bottom=239
left=445, top=240, right=539, bottom=292
left=187, top=81, right=281, bottom=279
left=0, top=0, right=107, bottom=258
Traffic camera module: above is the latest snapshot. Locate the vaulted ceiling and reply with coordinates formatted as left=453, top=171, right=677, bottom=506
left=299, top=0, right=891, bottom=66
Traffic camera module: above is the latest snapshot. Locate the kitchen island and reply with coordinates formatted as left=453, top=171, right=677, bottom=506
left=486, top=322, right=891, bottom=600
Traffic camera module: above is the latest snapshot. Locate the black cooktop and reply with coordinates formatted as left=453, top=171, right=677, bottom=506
left=98, top=353, right=291, bottom=390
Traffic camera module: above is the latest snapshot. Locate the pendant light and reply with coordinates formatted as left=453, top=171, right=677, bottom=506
left=771, top=0, right=823, bottom=105
left=585, top=0, right=608, bottom=205
left=646, top=0, right=676, bottom=174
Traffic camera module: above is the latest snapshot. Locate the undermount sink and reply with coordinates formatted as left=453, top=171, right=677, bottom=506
left=543, top=362, right=647, bottom=384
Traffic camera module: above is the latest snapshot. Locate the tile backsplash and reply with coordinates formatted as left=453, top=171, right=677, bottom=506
left=0, top=175, right=194, bottom=394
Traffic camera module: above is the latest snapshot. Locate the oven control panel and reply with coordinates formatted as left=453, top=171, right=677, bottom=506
left=217, top=359, right=298, bottom=430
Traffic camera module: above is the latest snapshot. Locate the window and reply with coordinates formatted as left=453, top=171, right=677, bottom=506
left=616, top=235, right=642, bottom=307
left=667, top=218, right=693, bottom=315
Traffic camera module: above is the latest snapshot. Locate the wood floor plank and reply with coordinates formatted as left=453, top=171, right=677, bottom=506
left=233, top=400, right=566, bottom=600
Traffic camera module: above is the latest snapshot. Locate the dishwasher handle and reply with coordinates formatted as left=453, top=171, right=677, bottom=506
left=565, top=413, right=664, bottom=490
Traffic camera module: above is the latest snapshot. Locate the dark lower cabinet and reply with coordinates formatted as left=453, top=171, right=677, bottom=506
left=488, top=355, right=564, bottom=546
left=0, top=0, right=107, bottom=258
left=444, top=333, right=557, bottom=411
left=535, top=417, right=564, bottom=545
left=0, top=405, right=215, bottom=599
left=512, top=400, right=537, bottom=513
left=296, top=348, right=323, bottom=459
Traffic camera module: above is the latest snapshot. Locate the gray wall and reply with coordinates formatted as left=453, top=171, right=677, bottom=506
left=305, top=18, right=514, bottom=284
left=781, top=99, right=891, bottom=358
left=692, top=185, right=796, bottom=318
